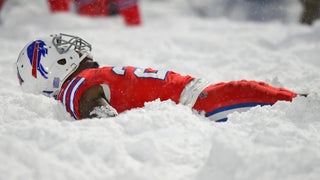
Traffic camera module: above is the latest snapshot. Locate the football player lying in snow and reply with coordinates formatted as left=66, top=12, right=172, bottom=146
left=16, top=33, right=297, bottom=122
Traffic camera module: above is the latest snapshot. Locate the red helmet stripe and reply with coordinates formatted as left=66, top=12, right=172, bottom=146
left=31, top=42, right=39, bottom=78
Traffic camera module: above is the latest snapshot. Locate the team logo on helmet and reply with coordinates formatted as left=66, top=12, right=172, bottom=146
left=27, top=40, right=48, bottom=79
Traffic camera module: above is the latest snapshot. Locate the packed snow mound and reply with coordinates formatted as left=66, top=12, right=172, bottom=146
left=1, top=0, right=320, bottom=180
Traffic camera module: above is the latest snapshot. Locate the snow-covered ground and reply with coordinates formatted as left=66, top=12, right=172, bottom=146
left=1, top=0, right=320, bottom=179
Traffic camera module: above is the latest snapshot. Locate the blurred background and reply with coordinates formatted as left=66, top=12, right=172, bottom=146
left=1, top=1, right=320, bottom=180
left=0, top=0, right=319, bottom=26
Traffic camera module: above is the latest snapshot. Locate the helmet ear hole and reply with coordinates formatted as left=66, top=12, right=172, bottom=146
left=57, top=59, right=66, bottom=65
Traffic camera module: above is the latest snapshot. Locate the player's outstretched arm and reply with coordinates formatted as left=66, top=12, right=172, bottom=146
left=79, top=85, right=118, bottom=119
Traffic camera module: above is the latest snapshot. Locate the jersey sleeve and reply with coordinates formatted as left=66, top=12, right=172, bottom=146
left=58, top=77, right=86, bottom=120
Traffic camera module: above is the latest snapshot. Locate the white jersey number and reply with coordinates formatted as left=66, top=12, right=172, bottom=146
left=112, top=66, right=168, bottom=80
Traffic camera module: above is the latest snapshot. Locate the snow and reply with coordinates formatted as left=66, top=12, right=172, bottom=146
left=1, top=0, right=320, bottom=180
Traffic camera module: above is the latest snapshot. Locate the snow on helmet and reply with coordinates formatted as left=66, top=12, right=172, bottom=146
left=16, top=33, right=92, bottom=98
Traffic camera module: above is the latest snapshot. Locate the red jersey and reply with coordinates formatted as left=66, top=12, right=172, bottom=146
left=58, top=66, right=194, bottom=119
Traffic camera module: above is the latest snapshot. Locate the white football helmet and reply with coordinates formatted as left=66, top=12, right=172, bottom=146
left=16, top=33, right=92, bottom=98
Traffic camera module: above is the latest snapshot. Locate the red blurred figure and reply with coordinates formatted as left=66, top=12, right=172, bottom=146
left=48, top=0, right=70, bottom=12
left=74, top=0, right=109, bottom=16
left=0, top=0, right=4, bottom=23
left=115, top=0, right=141, bottom=26
left=0, top=0, right=4, bottom=10
left=48, top=0, right=141, bottom=26
left=74, top=0, right=141, bottom=26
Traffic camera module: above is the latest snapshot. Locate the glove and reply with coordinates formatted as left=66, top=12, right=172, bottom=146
left=89, top=103, right=118, bottom=118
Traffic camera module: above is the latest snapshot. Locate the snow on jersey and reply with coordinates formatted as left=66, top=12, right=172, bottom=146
left=58, top=66, right=194, bottom=119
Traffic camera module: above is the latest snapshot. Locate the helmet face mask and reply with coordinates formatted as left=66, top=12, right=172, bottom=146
left=52, top=33, right=92, bottom=54
left=16, top=33, right=92, bottom=98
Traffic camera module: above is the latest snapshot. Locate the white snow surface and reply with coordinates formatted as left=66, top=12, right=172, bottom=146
left=1, top=0, right=320, bottom=180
